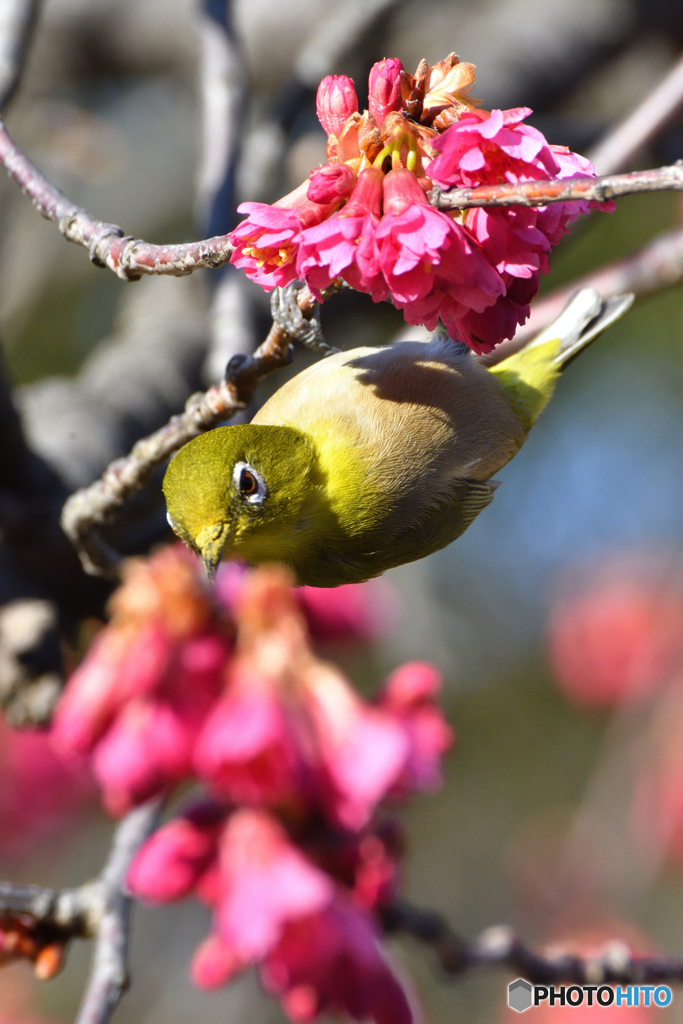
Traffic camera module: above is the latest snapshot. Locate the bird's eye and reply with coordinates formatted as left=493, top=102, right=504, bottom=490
left=233, top=461, right=267, bottom=505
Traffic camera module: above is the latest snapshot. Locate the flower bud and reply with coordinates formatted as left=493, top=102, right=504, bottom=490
left=368, top=58, right=404, bottom=128
left=316, top=75, right=358, bottom=137
left=307, top=163, right=357, bottom=205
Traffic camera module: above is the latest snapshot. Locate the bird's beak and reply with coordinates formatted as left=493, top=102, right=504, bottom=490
left=196, top=521, right=232, bottom=582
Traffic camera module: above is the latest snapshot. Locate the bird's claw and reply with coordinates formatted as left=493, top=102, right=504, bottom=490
left=271, top=283, right=339, bottom=355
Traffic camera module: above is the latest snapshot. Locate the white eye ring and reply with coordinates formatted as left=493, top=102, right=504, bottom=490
left=233, top=461, right=267, bottom=505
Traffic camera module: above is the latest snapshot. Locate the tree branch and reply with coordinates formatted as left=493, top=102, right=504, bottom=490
left=3, top=96, right=683, bottom=284
left=75, top=800, right=162, bottom=1024
left=60, top=285, right=328, bottom=578
left=384, top=902, right=683, bottom=984
left=0, top=118, right=235, bottom=281
left=430, top=162, right=683, bottom=212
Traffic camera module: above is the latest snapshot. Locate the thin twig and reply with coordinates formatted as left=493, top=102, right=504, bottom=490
left=588, top=53, right=683, bottom=176
left=0, top=118, right=236, bottom=281
left=3, top=102, right=683, bottom=282
left=484, top=223, right=683, bottom=364
left=384, top=902, right=683, bottom=984
left=60, top=285, right=328, bottom=578
left=430, top=162, right=683, bottom=212
left=0, top=881, right=91, bottom=933
left=75, top=800, right=162, bottom=1024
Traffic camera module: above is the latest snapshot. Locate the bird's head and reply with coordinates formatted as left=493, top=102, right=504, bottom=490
left=162, top=424, right=319, bottom=580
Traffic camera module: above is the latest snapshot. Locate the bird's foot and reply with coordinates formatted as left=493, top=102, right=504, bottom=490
left=271, top=283, right=339, bottom=355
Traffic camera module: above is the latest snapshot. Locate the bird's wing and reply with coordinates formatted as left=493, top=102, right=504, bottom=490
left=386, top=477, right=498, bottom=568
left=311, top=477, right=498, bottom=585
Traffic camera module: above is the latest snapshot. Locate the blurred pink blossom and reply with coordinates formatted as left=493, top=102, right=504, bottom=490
left=198, top=567, right=452, bottom=828
left=52, top=546, right=230, bottom=815
left=547, top=560, right=683, bottom=711
left=130, top=805, right=417, bottom=1024
left=0, top=719, right=93, bottom=857
left=54, top=546, right=449, bottom=1022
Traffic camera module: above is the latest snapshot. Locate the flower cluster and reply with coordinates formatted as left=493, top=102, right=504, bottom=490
left=229, top=54, right=612, bottom=353
left=51, top=545, right=452, bottom=1024
left=129, top=806, right=414, bottom=1024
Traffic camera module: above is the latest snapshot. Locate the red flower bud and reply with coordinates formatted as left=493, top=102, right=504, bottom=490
left=316, top=75, right=358, bottom=137
left=368, top=58, right=404, bottom=128
left=307, top=162, right=357, bottom=205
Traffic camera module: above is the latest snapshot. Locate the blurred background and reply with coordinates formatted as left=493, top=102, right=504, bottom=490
left=2, top=0, right=683, bottom=1021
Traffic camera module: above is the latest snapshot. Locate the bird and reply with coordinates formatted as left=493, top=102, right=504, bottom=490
left=163, top=288, right=633, bottom=588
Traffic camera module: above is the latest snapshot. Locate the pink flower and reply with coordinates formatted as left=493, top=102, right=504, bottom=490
left=262, top=898, right=417, bottom=1024
left=216, top=564, right=396, bottom=646
left=424, top=109, right=613, bottom=347
left=427, top=107, right=560, bottom=190
left=127, top=801, right=225, bottom=902
left=374, top=168, right=504, bottom=326
left=52, top=547, right=230, bottom=815
left=0, top=720, right=93, bottom=857
left=302, top=660, right=409, bottom=829
left=465, top=206, right=549, bottom=279
left=229, top=181, right=339, bottom=291
left=214, top=811, right=333, bottom=961
left=368, top=59, right=404, bottom=129
left=52, top=621, right=171, bottom=756
left=380, top=662, right=454, bottom=796
left=130, top=803, right=415, bottom=1024
left=201, top=566, right=448, bottom=827
left=316, top=75, right=358, bottom=138
left=536, top=145, right=616, bottom=245
left=194, top=661, right=306, bottom=809
left=547, top=561, right=683, bottom=711
left=229, top=203, right=302, bottom=290
left=450, top=273, right=539, bottom=353
left=297, top=167, right=387, bottom=301
left=297, top=579, right=396, bottom=645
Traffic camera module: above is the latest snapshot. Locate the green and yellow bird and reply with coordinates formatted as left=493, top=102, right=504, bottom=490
left=163, top=288, right=632, bottom=588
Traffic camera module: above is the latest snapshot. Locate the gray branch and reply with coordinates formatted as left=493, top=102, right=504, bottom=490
left=384, top=902, right=683, bottom=985
left=75, top=800, right=162, bottom=1024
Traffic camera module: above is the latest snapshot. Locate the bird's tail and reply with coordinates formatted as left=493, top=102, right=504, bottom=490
left=489, top=287, right=634, bottom=433
left=525, top=288, right=634, bottom=369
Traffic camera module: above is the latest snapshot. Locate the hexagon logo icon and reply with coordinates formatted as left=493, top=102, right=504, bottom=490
left=508, top=978, right=533, bottom=1012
